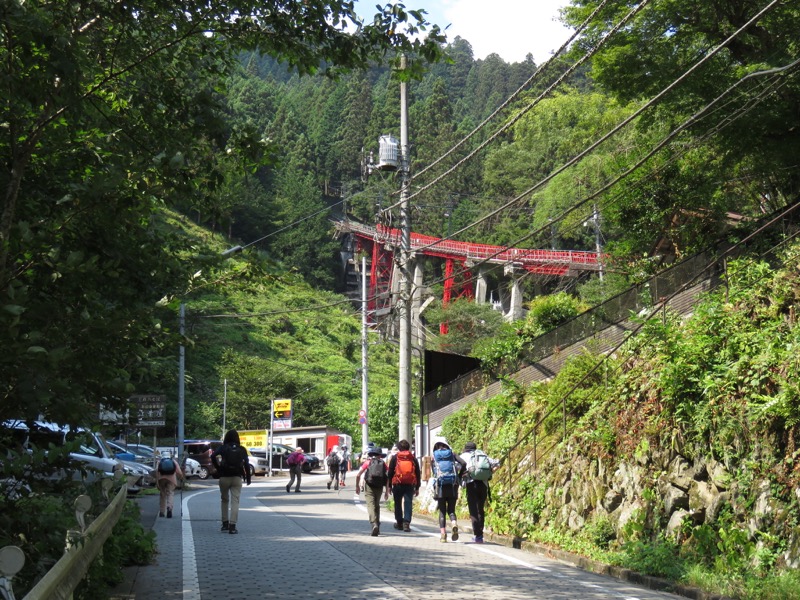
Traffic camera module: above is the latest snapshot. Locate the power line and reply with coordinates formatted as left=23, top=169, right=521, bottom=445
left=407, top=0, right=784, bottom=260
left=382, top=0, right=653, bottom=214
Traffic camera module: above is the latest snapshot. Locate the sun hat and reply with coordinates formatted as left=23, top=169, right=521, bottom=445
left=367, top=446, right=385, bottom=456
left=463, top=441, right=477, bottom=452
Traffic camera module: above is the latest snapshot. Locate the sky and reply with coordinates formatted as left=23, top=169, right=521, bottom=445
left=370, top=1, right=573, bottom=65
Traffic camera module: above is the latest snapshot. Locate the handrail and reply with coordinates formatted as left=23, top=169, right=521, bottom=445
left=23, top=484, right=127, bottom=600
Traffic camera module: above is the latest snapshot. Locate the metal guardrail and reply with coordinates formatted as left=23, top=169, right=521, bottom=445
left=23, top=483, right=127, bottom=600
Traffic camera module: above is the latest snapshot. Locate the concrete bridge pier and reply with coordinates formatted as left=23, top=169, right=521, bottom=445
left=474, top=265, right=489, bottom=304
left=505, top=263, right=525, bottom=322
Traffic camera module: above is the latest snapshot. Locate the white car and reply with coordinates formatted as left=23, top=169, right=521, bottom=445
left=183, top=457, right=202, bottom=478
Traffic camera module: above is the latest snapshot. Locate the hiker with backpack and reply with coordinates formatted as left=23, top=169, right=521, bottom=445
left=431, top=441, right=467, bottom=543
left=338, top=445, right=351, bottom=487
left=386, top=439, right=421, bottom=532
left=354, top=445, right=389, bottom=536
left=326, top=445, right=343, bottom=490
left=460, top=441, right=500, bottom=544
left=285, top=446, right=306, bottom=493
left=156, top=454, right=184, bottom=519
left=211, top=429, right=251, bottom=534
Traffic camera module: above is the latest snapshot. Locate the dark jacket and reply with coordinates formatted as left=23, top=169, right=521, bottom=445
left=212, top=443, right=251, bottom=484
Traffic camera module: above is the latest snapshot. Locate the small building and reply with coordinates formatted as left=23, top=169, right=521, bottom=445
left=240, top=425, right=351, bottom=463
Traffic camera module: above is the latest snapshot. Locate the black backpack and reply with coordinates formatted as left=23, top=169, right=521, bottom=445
left=216, top=444, right=246, bottom=476
left=158, top=457, right=176, bottom=475
left=364, top=457, right=387, bottom=488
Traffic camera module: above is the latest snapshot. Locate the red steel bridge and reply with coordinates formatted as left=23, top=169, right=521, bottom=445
left=335, top=220, right=602, bottom=317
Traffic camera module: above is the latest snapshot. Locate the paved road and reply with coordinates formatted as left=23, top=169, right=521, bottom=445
left=113, top=473, right=685, bottom=599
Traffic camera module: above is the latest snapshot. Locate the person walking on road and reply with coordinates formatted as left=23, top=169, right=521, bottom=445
left=211, top=429, right=251, bottom=534
left=326, top=445, right=342, bottom=490
left=355, top=446, right=389, bottom=536
left=338, top=445, right=351, bottom=487
left=387, top=439, right=420, bottom=532
left=460, top=441, right=500, bottom=544
left=431, top=441, right=466, bottom=543
left=286, top=446, right=306, bottom=493
left=156, top=455, right=184, bottom=519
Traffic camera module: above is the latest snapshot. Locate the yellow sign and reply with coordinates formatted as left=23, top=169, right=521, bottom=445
left=239, top=430, right=268, bottom=448
left=274, top=399, right=292, bottom=412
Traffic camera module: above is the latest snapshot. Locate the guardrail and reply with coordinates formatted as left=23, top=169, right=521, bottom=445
left=22, top=483, right=127, bottom=600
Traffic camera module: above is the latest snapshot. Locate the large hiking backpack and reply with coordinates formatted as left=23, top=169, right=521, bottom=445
left=216, top=444, right=246, bottom=476
left=392, top=451, right=418, bottom=486
left=467, top=450, right=493, bottom=481
left=364, top=457, right=387, bottom=488
left=158, top=457, right=176, bottom=475
left=433, top=448, right=457, bottom=486
left=326, top=452, right=341, bottom=470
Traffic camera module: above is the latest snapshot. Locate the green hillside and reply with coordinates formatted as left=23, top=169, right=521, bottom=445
left=156, top=211, right=400, bottom=447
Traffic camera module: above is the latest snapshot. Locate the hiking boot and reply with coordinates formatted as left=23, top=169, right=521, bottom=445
left=473, top=536, right=484, bottom=544
left=159, top=512, right=165, bottom=518
left=334, top=483, right=339, bottom=490
left=371, top=525, right=380, bottom=537
left=285, top=485, right=290, bottom=493
left=167, top=508, right=173, bottom=519
left=403, top=521, right=411, bottom=532
left=221, top=521, right=229, bottom=532
left=327, top=481, right=331, bottom=490
left=295, top=489, right=302, bottom=493
left=393, top=523, right=403, bottom=530
left=228, top=524, right=237, bottom=535
left=440, top=533, right=447, bottom=543
left=451, top=522, right=459, bottom=541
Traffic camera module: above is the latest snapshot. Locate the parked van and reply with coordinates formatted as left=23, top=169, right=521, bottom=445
left=1, top=420, right=135, bottom=489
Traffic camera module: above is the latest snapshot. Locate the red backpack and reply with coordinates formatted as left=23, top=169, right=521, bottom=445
left=392, top=451, right=418, bottom=486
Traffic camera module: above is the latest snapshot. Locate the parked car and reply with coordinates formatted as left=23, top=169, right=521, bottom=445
left=183, top=457, right=202, bottom=478
left=183, top=440, right=222, bottom=480
left=246, top=448, right=268, bottom=476
left=123, top=443, right=161, bottom=465
left=1, top=420, right=133, bottom=489
left=249, top=444, right=320, bottom=474
left=106, top=440, right=139, bottom=462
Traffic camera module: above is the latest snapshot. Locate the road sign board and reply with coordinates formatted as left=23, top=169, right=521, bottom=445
left=131, top=394, right=166, bottom=427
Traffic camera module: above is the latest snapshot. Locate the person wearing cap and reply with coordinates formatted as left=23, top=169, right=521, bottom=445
left=285, top=446, right=306, bottom=493
left=355, top=445, right=389, bottom=536
left=460, top=441, right=500, bottom=544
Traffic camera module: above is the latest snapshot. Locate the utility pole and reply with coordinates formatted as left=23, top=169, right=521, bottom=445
left=178, top=303, right=185, bottom=462
left=593, top=203, right=604, bottom=281
left=361, top=256, right=369, bottom=453
left=398, top=54, right=412, bottom=444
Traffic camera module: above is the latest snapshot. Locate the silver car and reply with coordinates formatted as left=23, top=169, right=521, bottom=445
left=1, top=420, right=130, bottom=488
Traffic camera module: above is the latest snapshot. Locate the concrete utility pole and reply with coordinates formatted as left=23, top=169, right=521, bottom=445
left=398, top=54, right=412, bottom=444
left=361, top=256, right=369, bottom=453
left=178, top=303, right=185, bottom=462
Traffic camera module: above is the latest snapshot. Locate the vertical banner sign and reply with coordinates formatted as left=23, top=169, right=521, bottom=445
left=273, top=398, right=292, bottom=430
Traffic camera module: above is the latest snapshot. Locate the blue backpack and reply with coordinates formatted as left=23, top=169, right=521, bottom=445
left=433, top=448, right=457, bottom=486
